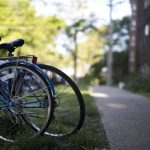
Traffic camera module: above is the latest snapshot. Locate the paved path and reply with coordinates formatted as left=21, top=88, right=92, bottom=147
left=90, top=86, right=150, bottom=150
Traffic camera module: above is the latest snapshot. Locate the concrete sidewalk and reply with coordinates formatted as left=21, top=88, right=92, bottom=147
left=90, top=86, right=150, bottom=150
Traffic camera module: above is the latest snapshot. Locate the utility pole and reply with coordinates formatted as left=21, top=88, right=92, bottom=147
left=73, top=31, right=78, bottom=82
left=106, top=0, right=124, bottom=86
left=107, top=0, right=113, bottom=86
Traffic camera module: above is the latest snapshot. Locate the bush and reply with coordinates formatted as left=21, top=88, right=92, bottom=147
left=125, top=74, right=150, bottom=93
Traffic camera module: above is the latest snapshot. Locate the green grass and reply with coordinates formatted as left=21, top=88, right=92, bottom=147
left=137, top=91, right=150, bottom=98
left=0, top=85, right=108, bottom=150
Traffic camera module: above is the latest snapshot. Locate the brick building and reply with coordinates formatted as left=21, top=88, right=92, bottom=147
left=130, top=0, right=150, bottom=76
left=129, top=0, right=137, bottom=73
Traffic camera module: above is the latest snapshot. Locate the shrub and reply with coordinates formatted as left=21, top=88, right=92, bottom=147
left=125, top=74, right=150, bottom=93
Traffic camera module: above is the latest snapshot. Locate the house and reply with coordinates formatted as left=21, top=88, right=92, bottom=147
left=129, top=0, right=150, bottom=77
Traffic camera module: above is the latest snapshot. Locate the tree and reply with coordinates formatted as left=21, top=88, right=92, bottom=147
left=77, top=25, right=107, bottom=75
left=107, top=16, right=130, bottom=83
left=64, top=19, right=105, bottom=81
left=111, top=16, right=130, bottom=51
left=86, top=16, right=130, bottom=85
left=113, top=51, right=128, bottom=83
left=111, top=16, right=130, bottom=83
left=0, top=0, right=65, bottom=65
left=64, top=19, right=92, bottom=81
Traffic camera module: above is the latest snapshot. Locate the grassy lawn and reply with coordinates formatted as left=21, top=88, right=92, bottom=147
left=0, top=85, right=108, bottom=150
left=136, top=92, right=150, bottom=98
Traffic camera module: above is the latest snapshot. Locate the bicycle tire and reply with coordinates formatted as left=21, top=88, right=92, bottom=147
left=0, top=61, right=54, bottom=142
left=38, top=64, right=85, bottom=137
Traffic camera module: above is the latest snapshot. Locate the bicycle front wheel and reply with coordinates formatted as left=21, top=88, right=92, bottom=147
left=0, top=61, right=54, bottom=142
left=38, top=64, right=85, bottom=137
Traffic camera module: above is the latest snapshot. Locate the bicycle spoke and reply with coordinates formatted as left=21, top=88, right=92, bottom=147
left=38, top=64, right=85, bottom=137
left=0, top=62, right=54, bottom=142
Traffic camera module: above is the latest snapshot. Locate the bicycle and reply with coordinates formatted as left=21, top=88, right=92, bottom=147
left=39, top=64, right=85, bottom=137
left=0, top=38, right=85, bottom=139
left=0, top=39, right=55, bottom=142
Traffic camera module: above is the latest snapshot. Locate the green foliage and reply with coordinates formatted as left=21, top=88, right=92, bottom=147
left=63, top=19, right=104, bottom=79
left=82, top=16, right=130, bottom=85
left=113, top=51, right=128, bottom=83
left=77, top=25, right=107, bottom=79
left=112, top=16, right=130, bottom=51
left=0, top=0, right=65, bottom=64
left=84, top=50, right=129, bottom=85
left=125, top=74, right=150, bottom=93
left=78, top=26, right=107, bottom=63
left=83, top=58, right=106, bottom=85
left=65, top=19, right=88, bottom=38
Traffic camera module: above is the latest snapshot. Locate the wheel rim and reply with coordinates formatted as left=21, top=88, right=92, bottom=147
left=39, top=65, right=85, bottom=137
left=0, top=64, right=52, bottom=141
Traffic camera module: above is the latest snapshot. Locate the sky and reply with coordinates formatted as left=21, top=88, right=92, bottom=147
left=31, top=0, right=131, bottom=76
left=32, top=0, right=131, bottom=25
left=32, top=0, right=131, bottom=55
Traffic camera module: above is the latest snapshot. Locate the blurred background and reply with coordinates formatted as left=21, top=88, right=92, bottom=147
left=0, top=0, right=149, bottom=93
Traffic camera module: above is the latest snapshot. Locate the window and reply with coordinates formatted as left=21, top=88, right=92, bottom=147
left=132, top=4, right=137, bottom=11
left=132, top=20, right=136, bottom=27
left=144, top=24, right=149, bottom=36
left=144, top=0, right=150, bottom=9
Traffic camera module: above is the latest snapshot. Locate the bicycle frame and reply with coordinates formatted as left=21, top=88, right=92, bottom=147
left=0, top=83, right=11, bottom=109
left=0, top=79, right=49, bottom=110
left=0, top=61, right=55, bottom=111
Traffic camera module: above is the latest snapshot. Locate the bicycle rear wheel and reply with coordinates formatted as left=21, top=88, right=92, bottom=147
left=38, top=64, right=85, bottom=137
left=0, top=61, right=54, bottom=142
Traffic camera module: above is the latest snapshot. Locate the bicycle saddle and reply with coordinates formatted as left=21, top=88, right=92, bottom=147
left=0, top=38, right=24, bottom=52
